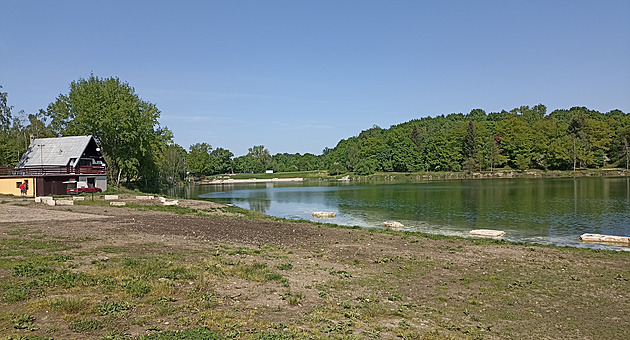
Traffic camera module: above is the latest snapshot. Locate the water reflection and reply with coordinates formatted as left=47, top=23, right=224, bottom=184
left=165, top=177, right=630, bottom=250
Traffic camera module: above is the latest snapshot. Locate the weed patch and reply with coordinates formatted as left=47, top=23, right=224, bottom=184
left=69, top=318, right=103, bottom=332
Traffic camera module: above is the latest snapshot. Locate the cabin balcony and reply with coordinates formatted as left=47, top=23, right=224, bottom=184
left=0, top=165, right=107, bottom=177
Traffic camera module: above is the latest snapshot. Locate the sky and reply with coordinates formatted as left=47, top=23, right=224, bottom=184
left=1, top=1, right=629, bottom=157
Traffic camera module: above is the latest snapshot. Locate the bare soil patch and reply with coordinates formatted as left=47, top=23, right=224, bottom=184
left=0, top=195, right=628, bottom=339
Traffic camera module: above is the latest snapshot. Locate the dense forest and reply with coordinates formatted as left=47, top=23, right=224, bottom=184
left=1, top=77, right=629, bottom=191
left=324, top=105, right=630, bottom=174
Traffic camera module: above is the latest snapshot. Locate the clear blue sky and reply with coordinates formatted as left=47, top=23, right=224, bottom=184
left=2, top=1, right=629, bottom=156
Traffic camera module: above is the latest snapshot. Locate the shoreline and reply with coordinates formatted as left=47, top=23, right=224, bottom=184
left=0, top=195, right=628, bottom=339
left=192, top=168, right=630, bottom=186
left=354, top=168, right=630, bottom=182
left=199, top=177, right=304, bottom=185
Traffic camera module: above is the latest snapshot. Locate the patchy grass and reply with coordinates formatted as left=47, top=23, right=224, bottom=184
left=0, top=202, right=628, bottom=339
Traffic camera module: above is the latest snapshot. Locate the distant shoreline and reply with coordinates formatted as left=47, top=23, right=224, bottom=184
left=358, top=168, right=630, bottom=181
left=199, top=177, right=304, bottom=185
left=193, top=168, right=629, bottom=185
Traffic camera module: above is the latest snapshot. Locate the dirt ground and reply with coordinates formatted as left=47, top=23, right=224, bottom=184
left=0, top=195, right=629, bottom=339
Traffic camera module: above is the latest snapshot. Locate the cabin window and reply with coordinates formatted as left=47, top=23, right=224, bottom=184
left=16, top=182, right=22, bottom=188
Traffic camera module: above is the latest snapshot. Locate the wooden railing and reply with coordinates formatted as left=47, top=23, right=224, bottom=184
left=0, top=165, right=106, bottom=176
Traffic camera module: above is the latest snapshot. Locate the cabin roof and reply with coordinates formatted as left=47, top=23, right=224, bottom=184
left=17, top=135, right=100, bottom=168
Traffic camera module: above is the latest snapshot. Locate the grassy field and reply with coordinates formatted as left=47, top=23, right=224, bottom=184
left=0, top=195, right=629, bottom=339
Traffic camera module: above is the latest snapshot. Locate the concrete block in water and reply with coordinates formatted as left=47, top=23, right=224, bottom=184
left=470, top=229, right=505, bottom=238
left=312, top=211, right=336, bottom=219
left=580, top=233, right=630, bottom=245
left=382, top=221, right=404, bottom=230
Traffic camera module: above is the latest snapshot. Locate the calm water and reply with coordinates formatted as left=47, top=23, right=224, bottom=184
left=166, top=177, right=630, bottom=250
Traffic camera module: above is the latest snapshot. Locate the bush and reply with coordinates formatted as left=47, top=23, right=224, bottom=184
left=328, top=162, right=347, bottom=176
left=354, top=159, right=377, bottom=175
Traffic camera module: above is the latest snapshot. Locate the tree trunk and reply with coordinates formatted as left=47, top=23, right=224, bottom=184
left=573, top=137, right=577, bottom=171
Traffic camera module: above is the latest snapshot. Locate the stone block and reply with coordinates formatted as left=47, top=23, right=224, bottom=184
left=56, top=200, right=74, bottom=206
left=580, top=233, right=630, bottom=245
left=470, top=229, right=505, bottom=238
left=104, top=195, right=119, bottom=200
left=312, top=211, right=336, bottom=219
left=382, top=221, right=404, bottom=230
left=110, top=201, right=126, bottom=206
left=37, top=196, right=53, bottom=204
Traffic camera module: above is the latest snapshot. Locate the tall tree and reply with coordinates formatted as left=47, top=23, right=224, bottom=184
left=210, top=147, right=234, bottom=174
left=568, top=113, right=590, bottom=170
left=161, top=144, right=188, bottom=184
left=47, top=75, right=171, bottom=188
left=246, top=145, right=271, bottom=173
left=187, top=142, right=213, bottom=177
left=463, top=121, right=477, bottom=171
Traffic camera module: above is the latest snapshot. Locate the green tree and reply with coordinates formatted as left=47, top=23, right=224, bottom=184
left=246, top=145, right=270, bottom=173
left=0, top=86, right=23, bottom=166
left=618, top=125, right=630, bottom=169
left=47, top=75, right=171, bottom=188
left=210, top=147, right=234, bottom=174
left=463, top=121, right=477, bottom=171
left=187, top=143, right=213, bottom=177
left=328, top=162, right=347, bottom=175
left=568, top=113, right=590, bottom=170
left=161, top=144, right=188, bottom=184
left=466, top=108, right=487, bottom=121
left=387, top=129, right=419, bottom=172
left=496, top=117, right=533, bottom=169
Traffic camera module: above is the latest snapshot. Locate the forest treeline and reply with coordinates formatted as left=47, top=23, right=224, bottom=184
left=1, top=76, right=629, bottom=191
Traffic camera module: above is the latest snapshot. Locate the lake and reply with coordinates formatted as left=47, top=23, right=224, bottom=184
left=166, top=177, right=630, bottom=250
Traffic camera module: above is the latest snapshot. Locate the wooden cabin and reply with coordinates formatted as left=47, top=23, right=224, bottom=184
left=0, top=135, right=107, bottom=196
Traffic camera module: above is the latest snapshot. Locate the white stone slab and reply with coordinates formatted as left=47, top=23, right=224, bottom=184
left=37, top=196, right=54, bottom=204
left=382, top=221, right=404, bottom=230
left=312, top=211, right=336, bottom=219
left=104, top=195, right=119, bottom=200
left=470, top=229, right=505, bottom=238
left=580, top=233, right=630, bottom=245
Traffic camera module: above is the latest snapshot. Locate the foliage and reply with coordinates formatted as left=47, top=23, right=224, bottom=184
left=137, top=327, right=222, bottom=339
left=0, top=86, right=55, bottom=167
left=4, top=79, right=629, bottom=182
left=328, top=162, right=347, bottom=176
left=187, top=142, right=213, bottom=177
left=321, top=105, right=628, bottom=172
left=46, top=75, right=172, bottom=189
left=160, top=144, right=188, bottom=185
